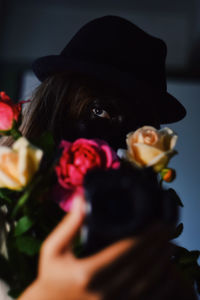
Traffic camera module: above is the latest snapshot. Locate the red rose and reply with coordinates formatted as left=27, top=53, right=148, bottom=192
left=55, top=138, right=120, bottom=211
left=0, top=91, right=23, bottom=132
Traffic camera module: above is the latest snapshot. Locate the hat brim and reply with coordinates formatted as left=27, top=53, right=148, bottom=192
left=32, top=55, right=186, bottom=124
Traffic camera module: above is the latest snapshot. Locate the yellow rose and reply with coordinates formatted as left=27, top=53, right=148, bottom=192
left=0, top=137, right=43, bottom=190
left=126, top=126, right=177, bottom=172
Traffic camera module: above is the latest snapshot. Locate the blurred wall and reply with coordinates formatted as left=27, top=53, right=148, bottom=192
left=166, top=81, right=200, bottom=252
left=0, top=0, right=197, bottom=68
left=1, top=0, right=198, bottom=98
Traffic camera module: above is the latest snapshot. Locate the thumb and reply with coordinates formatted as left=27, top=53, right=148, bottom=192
left=44, top=195, right=86, bottom=258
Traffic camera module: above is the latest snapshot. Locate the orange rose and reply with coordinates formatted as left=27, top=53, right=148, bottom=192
left=126, top=126, right=177, bottom=172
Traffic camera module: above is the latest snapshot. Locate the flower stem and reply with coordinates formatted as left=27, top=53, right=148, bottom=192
left=11, top=190, right=31, bottom=218
left=10, top=128, right=22, bottom=140
left=11, top=175, right=42, bottom=218
left=159, top=178, right=163, bottom=188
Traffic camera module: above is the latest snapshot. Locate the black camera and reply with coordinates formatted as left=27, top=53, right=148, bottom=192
left=79, top=165, right=178, bottom=257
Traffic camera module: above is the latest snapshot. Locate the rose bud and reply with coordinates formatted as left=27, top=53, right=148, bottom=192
left=126, top=126, right=178, bottom=172
left=0, top=137, right=43, bottom=190
left=0, top=91, right=24, bottom=134
left=160, top=168, right=176, bottom=182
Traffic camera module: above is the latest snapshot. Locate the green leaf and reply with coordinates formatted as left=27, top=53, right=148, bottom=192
left=179, top=251, right=200, bottom=265
left=175, top=245, right=190, bottom=256
left=171, top=223, right=184, bottom=240
left=11, top=189, right=32, bottom=218
left=33, top=131, right=55, bottom=157
left=173, top=246, right=200, bottom=294
left=167, top=188, right=184, bottom=207
left=8, top=288, right=22, bottom=299
left=10, top=127, right=22, bottom=140
left=0, top=189, right=14, bottom=205
left=15, top=236, right=41, bottom=256
left=14, top=216, right=34, bottom=237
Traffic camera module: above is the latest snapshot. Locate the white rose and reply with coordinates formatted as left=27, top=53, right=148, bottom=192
left=0, top=137, right=43, bottom=190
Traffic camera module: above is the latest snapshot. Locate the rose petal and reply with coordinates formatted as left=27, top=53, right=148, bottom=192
left=72, top=138, right=100, bottom=150
left=0, top=91, right=11, bottom=101
left=131, top=143, right=163, bottom=166
left=59, top=140, right=72, bottom=151
left=67, top=164, right=83, bottom=186
left=59, top=186, right=84, bottom=212
left=12, top=103, right=22, bottom=122
left=111, top=161, right=120, bottom=169
left=101, top=144, right=118, bottom=168
left=170, top=135, right=178, bottom=150
left=0, top=137, right=43, bottom=190
left=147, top=152, right=169, bottom=172
left=0, top=103, right=14, bottom=131
left=0, top=169, right=21, bottom=189
left=13, top=137, right=43, bottom=185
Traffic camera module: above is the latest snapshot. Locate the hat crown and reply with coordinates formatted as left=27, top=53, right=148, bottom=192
left=61, top=15, right=167, bottom=90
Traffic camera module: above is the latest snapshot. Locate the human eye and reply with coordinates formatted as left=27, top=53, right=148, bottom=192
left=92, top=107, right=111, bottom=119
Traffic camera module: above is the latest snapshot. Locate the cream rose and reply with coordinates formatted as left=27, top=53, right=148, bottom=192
left=126, top=126, right=178, bottom=172
left=0, top=137, right=43, bottom=190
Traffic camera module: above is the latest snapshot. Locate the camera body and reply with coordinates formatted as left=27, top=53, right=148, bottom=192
left=79, top=165, right=178, bottom=257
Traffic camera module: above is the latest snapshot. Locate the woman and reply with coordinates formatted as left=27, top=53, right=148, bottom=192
left=1, top=15, right=197, bottom=299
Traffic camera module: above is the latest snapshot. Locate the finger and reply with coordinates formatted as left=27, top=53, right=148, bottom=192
left=128, top=245, right=173, bottom=299
left=84, top=222, right=170, bottom=278
left=149, top=264, right=198, bottom=300
left=111, top=224, right=171, bottom=273
left=81, top=237, right=136, bottom=276
left=89, top=234, right=172, bottom=293
left=147, top=277, right=177, bottom=300
left=147, top=264, right=181, bottom=300
left=102, top=243, right=173, bottom=300
left=42, top=195, right=86, bottom=258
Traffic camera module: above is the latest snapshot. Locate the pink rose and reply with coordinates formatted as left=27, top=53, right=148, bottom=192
left=0, top=92, right=22, bottom=132
left=0, top=91, right=30, bottom=134
left=55, top=138, right=120, bottom=211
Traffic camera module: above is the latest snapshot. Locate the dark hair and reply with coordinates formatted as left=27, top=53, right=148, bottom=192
left=0, top=73, right=104, bottom=146
left=21, top=73, right=100, bottom=140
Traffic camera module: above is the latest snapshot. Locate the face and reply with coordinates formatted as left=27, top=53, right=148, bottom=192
left=62, top=81, right=161, bottom=150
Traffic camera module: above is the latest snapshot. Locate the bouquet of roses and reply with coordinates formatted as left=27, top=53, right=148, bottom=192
left=0, top=92, right=199, bottom=298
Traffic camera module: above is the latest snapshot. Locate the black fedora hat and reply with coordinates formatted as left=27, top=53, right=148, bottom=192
left=32, top=15, right=186, bottom=124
